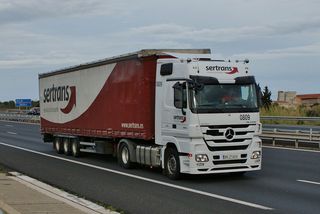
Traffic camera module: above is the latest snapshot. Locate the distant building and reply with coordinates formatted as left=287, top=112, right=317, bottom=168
left=296, top=94, right=320, bottom=106
left=275, top=91, right=320, bottom=107
left=276, top=91, right=297, bottom=107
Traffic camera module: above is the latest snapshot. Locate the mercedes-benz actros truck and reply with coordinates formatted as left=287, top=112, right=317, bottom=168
left=39, top=49, right=262, bottom=179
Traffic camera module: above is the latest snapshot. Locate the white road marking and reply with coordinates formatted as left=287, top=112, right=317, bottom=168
left=0, top=142, right=273, bottom=210
left=7, top=132, right=17, bottom=135
left=297, top=179, right=320, bottom=186
left=263, top=145, right=320, bottom=153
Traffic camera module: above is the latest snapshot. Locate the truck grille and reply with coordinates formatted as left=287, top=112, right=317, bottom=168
left=202, top=124, right=255, bottom=151
left=205, top=144, right=249, bottom=151
left=208, top=139, right=250, bottom=143
left=204, top=124, right=250, bottom=129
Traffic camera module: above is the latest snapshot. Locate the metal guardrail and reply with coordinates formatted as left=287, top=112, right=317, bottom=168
left=2, top=113, right=318, bottom=123
left=261, top=116, right=320, bottom=149
left=1, top=112, right=319, bottom=149
left=0, top=113, right=40, bottom=123
left=261, top=128, right=320, bottom=149
left=261, top=116, right=320, bottom=122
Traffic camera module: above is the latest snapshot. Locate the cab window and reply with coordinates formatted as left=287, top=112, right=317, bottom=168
left=174, top=82, right=187, bottom=108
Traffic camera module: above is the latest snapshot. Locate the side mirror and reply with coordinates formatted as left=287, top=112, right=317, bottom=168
left=160, top=63, right=173, bottom=76
left=173, top=82, right=186, bottom=115
left=172, top=82, right=182, bottom=90
left=256, top=84, right=262, bottom=108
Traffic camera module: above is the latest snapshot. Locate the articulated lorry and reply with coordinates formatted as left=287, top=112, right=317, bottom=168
left=39, top=49, right=262, bottom=179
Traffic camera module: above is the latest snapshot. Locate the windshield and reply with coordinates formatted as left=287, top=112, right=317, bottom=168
left=190, top=84, right=259, bottom=113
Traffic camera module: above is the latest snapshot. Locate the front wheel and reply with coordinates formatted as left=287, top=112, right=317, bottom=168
left=164, top=147, right=181, bottom=180
left=118, top=143, right=132, bottom=169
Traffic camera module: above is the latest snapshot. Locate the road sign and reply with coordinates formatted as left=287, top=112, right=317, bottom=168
left=15, top=99, right=32, bottom=107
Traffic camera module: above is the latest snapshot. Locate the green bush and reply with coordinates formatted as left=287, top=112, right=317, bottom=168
left=306, top=104, right=320, bottom=117
left=260, top=104, right=320, bottom=125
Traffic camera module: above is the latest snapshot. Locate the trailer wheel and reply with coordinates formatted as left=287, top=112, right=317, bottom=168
left=63, top=138, right=71, bottom=156
left=118, top=143, right=132, bottom=169
left=54, top=137, right=63, bottom=154
left=71, top=139, right=80, bottom=157
left=164, top=147, right=181, bottom=180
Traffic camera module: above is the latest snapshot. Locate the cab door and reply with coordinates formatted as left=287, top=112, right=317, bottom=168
left=161, top=80, right=189, bottom=138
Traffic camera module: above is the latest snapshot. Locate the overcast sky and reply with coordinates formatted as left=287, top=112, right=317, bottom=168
left=1, top=0, right=319, bottom=101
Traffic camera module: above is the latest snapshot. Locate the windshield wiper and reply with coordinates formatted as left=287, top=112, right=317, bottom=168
left=225, top=104, right=248, bottom=108
left=234, top=104, right=247, bottom=108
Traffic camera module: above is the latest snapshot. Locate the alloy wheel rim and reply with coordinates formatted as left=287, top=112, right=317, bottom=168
left=72, top=143, right=77, bottom=154
left=64, top=142, right=68, bottom=152
left=122, top=147, right=129, bottom=164
left=167, top=155, right=177, bottom=174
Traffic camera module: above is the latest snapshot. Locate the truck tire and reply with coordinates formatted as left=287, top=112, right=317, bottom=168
left=54, top=137, right=63, bottom=154
left=71, top=139, right=80, bottom=157
left=164, top=147, right=181, bottom=180
left=118, top=143, right=132, bottom=169
left=63, top=138, right=71, bottom=156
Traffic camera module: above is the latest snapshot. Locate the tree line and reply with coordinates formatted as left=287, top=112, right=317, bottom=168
left=0, top=100, right=39, bottom=109
left=261, top=86, right=272, bottom=110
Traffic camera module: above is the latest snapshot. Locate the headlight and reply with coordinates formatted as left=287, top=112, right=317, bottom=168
left=251, top=151, right=261, bottom=159
left=195, top=154, right=209, bottom=162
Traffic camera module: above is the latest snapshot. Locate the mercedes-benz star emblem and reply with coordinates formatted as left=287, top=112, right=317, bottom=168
left=224, top=128, right=235, bottom=141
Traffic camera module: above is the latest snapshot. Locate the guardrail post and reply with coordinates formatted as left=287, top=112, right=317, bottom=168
left=272, top=128, right=277, bottom=146
left=295, top=130, right=299, bottom=148
left=310, top=128, right=312, bottom=141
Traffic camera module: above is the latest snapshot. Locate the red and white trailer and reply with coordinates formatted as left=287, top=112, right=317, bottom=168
left=39, top=49, right=262, bottom=179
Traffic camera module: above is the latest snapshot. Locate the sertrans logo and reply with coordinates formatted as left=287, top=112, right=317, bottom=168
left=43, top=85, right=76, bottom=114
left=206, top=66, right=239, bottom=74
left=173, top=115, right=186, bottom=123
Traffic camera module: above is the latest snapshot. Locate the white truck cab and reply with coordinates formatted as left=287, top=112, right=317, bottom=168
left=155, top=54, right=262, bottom=178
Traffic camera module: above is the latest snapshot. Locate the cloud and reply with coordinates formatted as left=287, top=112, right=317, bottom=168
left=0, top=52, right=86, bottom=69
left=232, top=43, right=320, bottom=60
left=128, top=17, right=320, bottom=42
left=0, top=27, right=91, bottom=69
left=0, top=0, right=128, bottom=25
left=1, top=7, right=320, bottom=69
left=0, top=24, right=194, bottom=69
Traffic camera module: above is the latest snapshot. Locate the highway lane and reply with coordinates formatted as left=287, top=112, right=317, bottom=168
left=0, top=121, right=320, bottom=214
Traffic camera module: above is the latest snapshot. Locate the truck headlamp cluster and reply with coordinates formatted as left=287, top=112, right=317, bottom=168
left=251, top=151, right=261, bottom=159
left=195, top=154, right=209, bottom=162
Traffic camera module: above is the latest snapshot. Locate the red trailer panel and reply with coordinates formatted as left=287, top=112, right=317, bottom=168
left=40, top=56, right=157, bottom=140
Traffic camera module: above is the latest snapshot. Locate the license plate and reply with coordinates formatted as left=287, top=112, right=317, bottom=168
left=221, top=154, right=239, bottom=160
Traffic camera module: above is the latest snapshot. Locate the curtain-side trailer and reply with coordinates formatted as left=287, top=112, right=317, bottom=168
left=39, top=49, right=262, bottom=179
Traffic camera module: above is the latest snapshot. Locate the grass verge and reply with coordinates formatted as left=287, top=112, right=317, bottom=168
left=261, top=104, right=320, bottom=126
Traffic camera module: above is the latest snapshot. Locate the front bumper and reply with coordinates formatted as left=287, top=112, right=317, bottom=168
left=179, top=137, right=262, bottom=174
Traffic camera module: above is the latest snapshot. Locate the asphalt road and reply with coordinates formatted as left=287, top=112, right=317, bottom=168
left=0, top=121, right=319, bottom=214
